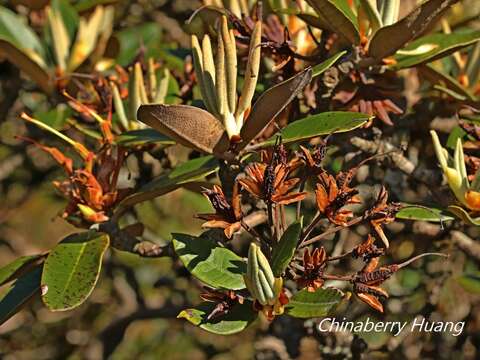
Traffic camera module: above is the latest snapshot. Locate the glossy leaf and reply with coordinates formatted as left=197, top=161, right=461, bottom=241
left=271, top=221, right=302, bottom=277
left=137, top=104, right=230, bottom=155
left=312, top=51, right=347, bottom=78
left=115, top=128, right=175, bottom=147
left=286, top=287, right=344, bottom=318
left=368, top=0, right=459, bottom=60
left=394, top=31, right=480, bottom=69
left=172, top=233, right=247, bottom=290
left=447, top=205, right=480, bottom=226
left=396, top=204, right=454, bottom=222
left=239, top=68, right=313, bottom=149
left=177, top=300, right=257, bottom=334
left=381, top=0, right=400, bottom=26
left=118, top=155, right=219, bottom=209
left=261, top=111, right=370, bottom=147
left=0, top=266, right=42, bottom=325
left=41, top=231, right=109, bottom=311
left=0, top=255, right=43, bottom=286
left=305, top=0, right=360, bottom=44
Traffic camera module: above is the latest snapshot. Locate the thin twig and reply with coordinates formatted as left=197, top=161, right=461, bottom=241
left=299, top=212, right=322, bottom=245
left=296, top=177, right=307, bottom=220
left=300, top=215, right=366, bottom=247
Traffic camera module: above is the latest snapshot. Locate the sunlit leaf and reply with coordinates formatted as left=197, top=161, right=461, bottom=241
left=0, top=6, right=46, bottom=62
left=396, top=204, right=454, bottom=222
left=260, top=111, right=370, bottom=147
left=368, top=0, right=459, bottom=60
left=41, top=231, right=109, bottom=311
left=286, top=287, right=344, bottom=318
left=359, top=0, right=382, bottom=31
left=312, top=51, right=347, bottom=78
left=394, top=31, right=480, bottom=69
left=177, top=301, right=257, bottom=334
left=172, top=233, right=246, bottom=290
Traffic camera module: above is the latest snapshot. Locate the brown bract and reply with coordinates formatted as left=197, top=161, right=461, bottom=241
left=297, top=144, right=326, bottom=174
left=239, top=162, right=307, bottom=205
left=197, top=184, right=242, bottom=239
left=296, top=247, right=327, bottom=292
left=53, top=145, right=128, bottom=225
left=315, top=172, right=361, bottom=226
left=351, top=234, right=384, bottom=262
left=353, top=257, right=392, bottom=313
left=366, top=186, right=402, bottom=248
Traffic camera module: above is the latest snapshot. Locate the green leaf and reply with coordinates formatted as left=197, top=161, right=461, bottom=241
left=305, top=0, right=359, bottom=44
left=312, top=51, right=347, bottom=78
left=50, top=0, right=79, bottom=41
left=359, top=0, right=382, bottom=31
left=368, top=0, right=459, bottom=60
left=0, top=255, right=43, bottom=286
left=446, top=126, right=467, bottom=150
left=34, top=105, right=72, bottom=130
left=394, top=31, right=480, bottom=69
left=286, top=287, right=344, bottom=318
left=396, top=204, right=454, bottom=222
left=177, top=301, right=257, bottom=335
left=457, top=273, right=480, bottom=294
left=172, top=233, right=246, bottom=290
left=447, top=205, right=480, bottom=226
left=41, top=231, right=109, bottom=311
left=118, top=155, right=219, bottom=209
left=115, top=129, right=176, bottom=147
left=0, top=266, right=42, bottom=325
left=421, top=63, right=477, bottom=102
left=0, top=6, right=46, bottom=62
left=261, top=112, right=370, bottom=147
left=271, top=220, right=302, bottom=277
left=380, top=0, right=400, bottom=26
left=74, top=0, right=117, bottom=12
left=116, top=23, right=162, bottom=66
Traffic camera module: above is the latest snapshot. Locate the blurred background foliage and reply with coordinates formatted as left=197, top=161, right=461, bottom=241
left=0, top=0, right=480, bottom=359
